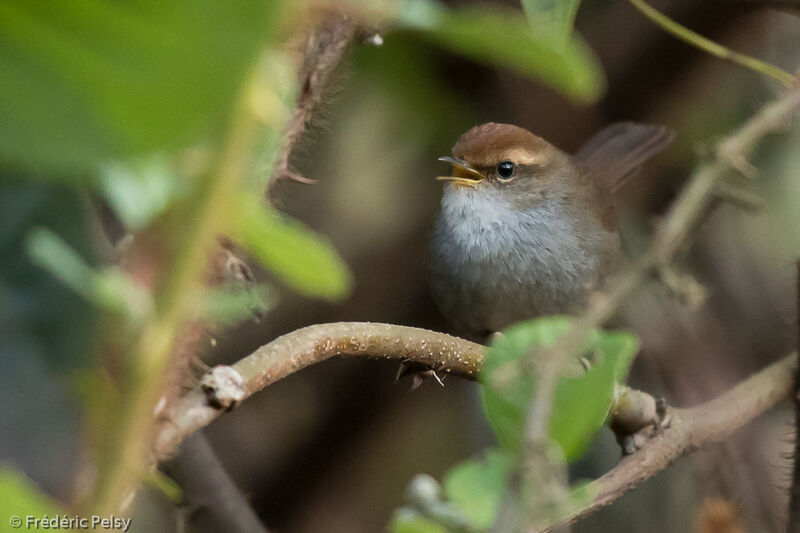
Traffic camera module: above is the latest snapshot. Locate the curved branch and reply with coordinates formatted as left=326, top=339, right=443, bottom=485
left=155, top=323, right=483, bottom=457
left=155, top=323, right=797, bottom=530
left=540, top=353, right=797, bottom=532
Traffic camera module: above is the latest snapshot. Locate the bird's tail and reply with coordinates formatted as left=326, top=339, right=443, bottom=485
left=575, top=122, right=675, bottom=192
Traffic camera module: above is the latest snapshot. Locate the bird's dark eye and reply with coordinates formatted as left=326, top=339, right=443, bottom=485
left=496, top=161, right=515, bottom=180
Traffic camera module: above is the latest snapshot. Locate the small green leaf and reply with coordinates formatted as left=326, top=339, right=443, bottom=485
left=443, top=449, right=512, bottom=529
left=0, top=465, right=65, bottom=529
left=99, top=155, right=185, bottom=231
left=234, top=196, right=353, bottom=301
left=480, top=317, right=638, bottom=461
left=25, top=227, right=150, bottom=316
left=25, top=227, right=96, bottom=301
left=520, top=0, right=582, bottom=47
left=479, top=316, right=575, bottom=454
left=390, top=509, right=449, bottom=533
left=400, top=3, right=604, bottom=103
left=550, top=330, right=637, bottom=459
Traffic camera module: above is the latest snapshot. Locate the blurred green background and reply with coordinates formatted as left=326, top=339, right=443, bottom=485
left=1, top=0, right=799, bottom=531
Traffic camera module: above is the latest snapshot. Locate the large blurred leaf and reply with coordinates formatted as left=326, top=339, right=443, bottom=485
left=480, top=317, right=637, bottom=461
left=0, top=0, right=279, bottom=175
left=234, top=195, right=353, bottom=301
left=443, top=449, right=512, bottom=530
left=397, top=2, right=604, bottom=104
left=520, top=0, right=582, bottom=47
left=0, top=465, right=64, bottom=529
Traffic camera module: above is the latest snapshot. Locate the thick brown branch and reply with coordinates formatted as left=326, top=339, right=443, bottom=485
left=154, top=323, right=483, bottom=457
left=162, top=432, right=271, bottom=533
left=539, top=353, right=797, bottom=532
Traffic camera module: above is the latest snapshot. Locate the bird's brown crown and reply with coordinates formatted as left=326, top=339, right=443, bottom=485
left=452, top=123, right=554, bottom=168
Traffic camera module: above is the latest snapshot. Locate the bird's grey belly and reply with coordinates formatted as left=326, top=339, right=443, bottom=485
left=428, top=213, right=607, bottom=335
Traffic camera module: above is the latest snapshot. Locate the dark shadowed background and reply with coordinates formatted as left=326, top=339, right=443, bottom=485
left=2, top=1, right=799, bottom=531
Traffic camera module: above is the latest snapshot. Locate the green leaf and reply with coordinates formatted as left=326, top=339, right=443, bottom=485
left=24, top=227, right=150, bottom=316
left=390, top=509, right=449, bottom=533
left=520, top=0, right=582, bottom=47
left=234, top=195, right=353, bottom=301
left=400, top=3, right=604, bottom=103
left=0, top=0, right=279, bottom=174
left=443, top=449, right=512, bottom=529
left=550, top=330, right=638, bottom=459
left=0, top=465, right=65, bottom=530
left=479, top=316, right=574, bottom=454
left=25, top=227, right=96, bottom=301
left=480, top=317, right=638, bottom=461
left=98, top=155, right=185, bottom=231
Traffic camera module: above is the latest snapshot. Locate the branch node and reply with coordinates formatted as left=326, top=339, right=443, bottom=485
left=199, top=366, right=245, bottom=411
left=609, top=385, right=668, bottom=455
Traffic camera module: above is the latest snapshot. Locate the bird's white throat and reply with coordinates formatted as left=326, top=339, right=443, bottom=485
left=438, top=183, right=587, bottom=266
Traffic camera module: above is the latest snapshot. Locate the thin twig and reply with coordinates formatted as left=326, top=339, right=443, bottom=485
left=515, top=82, right=800, bottom=529
left=627, top=0, right=796, bottom=86
left=162, top=432, right=271, bottom=533
left=587, top=83, right=800, bottom=327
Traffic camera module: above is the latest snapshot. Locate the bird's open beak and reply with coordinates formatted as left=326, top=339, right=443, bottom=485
left=436, top=156, right=484, bottom=187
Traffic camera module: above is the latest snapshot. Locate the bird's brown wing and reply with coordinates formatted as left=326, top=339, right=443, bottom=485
left=575, top=122, right=675, bottom=192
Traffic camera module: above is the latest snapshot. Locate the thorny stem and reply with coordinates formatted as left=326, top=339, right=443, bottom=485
left=269, top=11, right=359, bottom=196
left=154, top=323, right=483, bottom=457
left=86, top=59, right=265, bottom=513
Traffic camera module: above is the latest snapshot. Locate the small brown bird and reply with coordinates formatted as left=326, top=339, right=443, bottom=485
left=428, top=122, right=674, bottom=336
